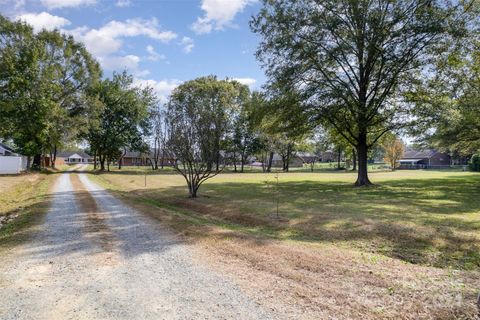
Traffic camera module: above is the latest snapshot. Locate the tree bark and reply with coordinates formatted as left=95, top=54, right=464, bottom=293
left=33, top=154, right=42, bottom=170
left=352, top=149, right=357, bottom=171
left=337, top=147, right=342, bottom=169
left=355, top=136, right=372, bottom=186
left=267, top=152, right=274, bottom=172
left=241, top=153, right=245, bottom=173
left=52, top=145, right=57, bottom=169
left=233, top=151, right=237, bottom=172
left=100, top=154, right=106, bottom=171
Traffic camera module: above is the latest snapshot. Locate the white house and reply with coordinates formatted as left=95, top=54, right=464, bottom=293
left=54, top=151, right=93, bottom=165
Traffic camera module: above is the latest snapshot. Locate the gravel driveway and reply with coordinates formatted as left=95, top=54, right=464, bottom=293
left=0, top=171, right=276, bottom=320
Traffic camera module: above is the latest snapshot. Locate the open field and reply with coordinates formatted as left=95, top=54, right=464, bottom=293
left=89, top=167, right=480, bottom=319
left=90, top=167, right=480, bottom=269
left=0, top=173, right=55, bottom=244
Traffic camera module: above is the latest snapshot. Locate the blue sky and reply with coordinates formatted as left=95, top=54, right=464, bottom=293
left=0, top=0, right=265, bottom=101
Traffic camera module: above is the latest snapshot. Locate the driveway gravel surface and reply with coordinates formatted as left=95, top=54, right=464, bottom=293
left=0, top=170, right=277, bottom=320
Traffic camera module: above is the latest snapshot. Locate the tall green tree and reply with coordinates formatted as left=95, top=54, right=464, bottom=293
left=228, top=86, right=262, bottom=172
left=38, top=30, right=100, bottom=168
left=86, top=72, right=154, bottom=171
left=251, top=0, right=474, bottom=185
left=0, top=15, right=100, bottom=169
left=0, top=16, right=49, bottom=168
left=409, top=37, right=480, bottom=156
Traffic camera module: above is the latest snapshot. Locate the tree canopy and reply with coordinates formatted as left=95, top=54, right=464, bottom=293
left=251, top=0, right=476, bottom=185
left=0, top=15, right=100, bottom=168
left=166, top=76, right=248, bottom=197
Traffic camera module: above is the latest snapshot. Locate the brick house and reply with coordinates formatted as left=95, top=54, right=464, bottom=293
left=399, top=149, right=451, bottom=169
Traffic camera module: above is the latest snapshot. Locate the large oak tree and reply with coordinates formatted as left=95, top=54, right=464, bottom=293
left=251, top=0, right=474, bottom=185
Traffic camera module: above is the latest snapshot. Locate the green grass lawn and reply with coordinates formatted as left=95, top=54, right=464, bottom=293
left=90, top=167, right=480, bottom=270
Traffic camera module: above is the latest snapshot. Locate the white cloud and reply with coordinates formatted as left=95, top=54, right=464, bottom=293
left=16, top=12, right=71, bottom=32
left=180, top=37, right=194, bottom=54
left=146, top=45, right=165, bottom=61
left=65, top=18, right=176, bottom=74
left=191, top=0, right=257, bottom=34
left=133, top=78, right=182, bottom=103
left=116, top=0, right=131, bottom=7
left=41, top=0, right=96, bottom=9
left=96, top=54, right=150, bottom=76
left=67, top=18, right=177, bottom=57
left=232, top=77, right=257, bottom=86
left=99, top=55, right=140, bottom=71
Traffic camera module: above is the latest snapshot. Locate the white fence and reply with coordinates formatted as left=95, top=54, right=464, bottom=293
left=0, top=156, right=26, bottom=174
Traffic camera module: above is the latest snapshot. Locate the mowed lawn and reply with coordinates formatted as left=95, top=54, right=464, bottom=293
left=91, top=168, right=480, bottom=271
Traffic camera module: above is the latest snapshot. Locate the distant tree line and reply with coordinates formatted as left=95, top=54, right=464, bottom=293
left=1, top=0, right=479, bottom=198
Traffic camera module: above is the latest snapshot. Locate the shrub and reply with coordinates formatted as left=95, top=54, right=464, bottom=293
left=468, top=154, right=480, bottom=172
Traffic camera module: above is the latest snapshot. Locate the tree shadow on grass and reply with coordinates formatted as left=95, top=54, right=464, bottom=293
left=109, top=175, right=480, bottom=270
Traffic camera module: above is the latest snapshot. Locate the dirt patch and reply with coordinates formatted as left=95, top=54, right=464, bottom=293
left=70, top=174, right=120, bottom=265
left=192, top=230, right=480, bottom=320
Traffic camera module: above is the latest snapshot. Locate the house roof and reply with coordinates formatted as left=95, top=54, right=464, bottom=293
left=0, top=142, right=16, bottom=153
left=399, top=159, right=423, bottom=163
left=402, top=149, right=437, bottom=159
left=57, top=151, right=91, bottom=158
left=297, top=152, right=318, bottom=159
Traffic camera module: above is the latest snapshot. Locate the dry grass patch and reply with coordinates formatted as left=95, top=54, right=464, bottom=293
left=89, top=169, right=480, bottom=318
left=0, top=172, right=55, bottom=246
left=193, top=230, right=479, bottom=320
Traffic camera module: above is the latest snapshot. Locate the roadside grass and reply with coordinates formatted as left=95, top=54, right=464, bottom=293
left=90, top=168, right=480, bottom=270
left=0, top=173, right=55, bottom=246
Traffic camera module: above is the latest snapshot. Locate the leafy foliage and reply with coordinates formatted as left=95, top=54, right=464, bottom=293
left=251, top=0, right=473, bottom=185
left=469, top=154, right=480, bottom=171
left=0, top=15, right=100, bottom=168
left=382, top=133, right=405, bottom=170
left=166, top=76, right=246, bottom=197
left=85, top=72, right=154, bottom=171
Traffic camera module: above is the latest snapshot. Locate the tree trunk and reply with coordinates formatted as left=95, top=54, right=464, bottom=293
left=33, top=154, right=42, bottom=170
left=241, top=154, right=245, bottom=173
left=100, top=155, right=106, bottom=171
left=285, top=147, right=291, bottom=172
left=352, top=149, right=357, bottom=171
left=52, top=145, right=57, bottom=169
left=233, top=151, right=237, bottom=172
left=267, top=152, right=274, bottom=172
left=355, top=138, right=372, bottom=186
left=26, top=156, right=31, bottom=170
left=160, top=155, right=164, bottom=169
left=337, top=147, right=341, bottom=169
left=188, top=180, right=198, bottom=198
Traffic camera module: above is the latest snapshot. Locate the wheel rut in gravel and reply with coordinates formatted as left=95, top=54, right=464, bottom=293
left=0, top=171, right=277, bottom=320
